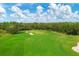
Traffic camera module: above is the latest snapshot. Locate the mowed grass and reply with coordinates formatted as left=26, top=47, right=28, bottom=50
left=0, top=30, right=79, bottom=56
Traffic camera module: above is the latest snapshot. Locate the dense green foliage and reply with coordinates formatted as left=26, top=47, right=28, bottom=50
left=0, top=22, right=79, bottom=35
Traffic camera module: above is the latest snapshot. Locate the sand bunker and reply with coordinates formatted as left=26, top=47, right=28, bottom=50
left=72, top=42, right=79, bottom=53
left=29, top=32, right=34, bottom=35
left=25, top=31, right=34, bottom=35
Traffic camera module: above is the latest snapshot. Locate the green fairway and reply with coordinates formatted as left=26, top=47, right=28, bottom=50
left=0, top=30, right=79, bottom=56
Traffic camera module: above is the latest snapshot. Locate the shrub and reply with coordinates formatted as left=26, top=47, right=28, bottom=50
left=0, top=29, right=6, bottom=33
left=6, top=25, right=19, bottom=34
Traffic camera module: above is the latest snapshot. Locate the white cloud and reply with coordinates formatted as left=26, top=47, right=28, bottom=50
left=0, top=6, right=6, bottom=13
left=64, top=5, right=72, bottom=14
left=59, top=4, right=72, bottom=15
left=10, top=13, right=20, bottom=22
left=0, top=5, right=6, bottom=22
left=23, top=9, right=30, bottom=14
left=46, top=3, right=79, bottom=22
left=74, top=11, right=79, bottom=14
left=49, top=3, right=58, bottom=9
left=8, top=3, right=79, bottom=23
left=11, top=5, right=27, bottom=19
left=37, top=5, right=43, bottom=14
left=11, top=6, right=22, bottom=13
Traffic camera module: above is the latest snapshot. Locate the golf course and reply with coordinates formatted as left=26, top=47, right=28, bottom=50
left=0, top=3, right=79, bottom=56
left=0, top=30, right=79, bottom=56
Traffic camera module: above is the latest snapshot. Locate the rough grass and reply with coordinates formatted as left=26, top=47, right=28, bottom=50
left=0, top=30, right=79, bottom=56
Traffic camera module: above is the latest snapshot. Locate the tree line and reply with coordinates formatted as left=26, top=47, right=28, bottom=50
left=0, top=22, right=79, bottom=35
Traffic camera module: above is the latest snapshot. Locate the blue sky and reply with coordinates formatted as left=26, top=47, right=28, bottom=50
left=3, top=3, right=49, bottom=14
left=0, top=3, right=79, bottom=22
left=64, top=3, right=79, bottom=12
left=2, top=3, right=79, bottom=13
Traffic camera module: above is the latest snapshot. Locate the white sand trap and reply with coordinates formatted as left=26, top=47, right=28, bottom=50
left=72, top=42, right=79, bottom=53
left=29, top=32, right=34, bottom=35
left=25, top=31, right=34, bottom=35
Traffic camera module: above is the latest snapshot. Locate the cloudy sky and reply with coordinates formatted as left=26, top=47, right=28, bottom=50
left=0, top=3, right=79, bottom=22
